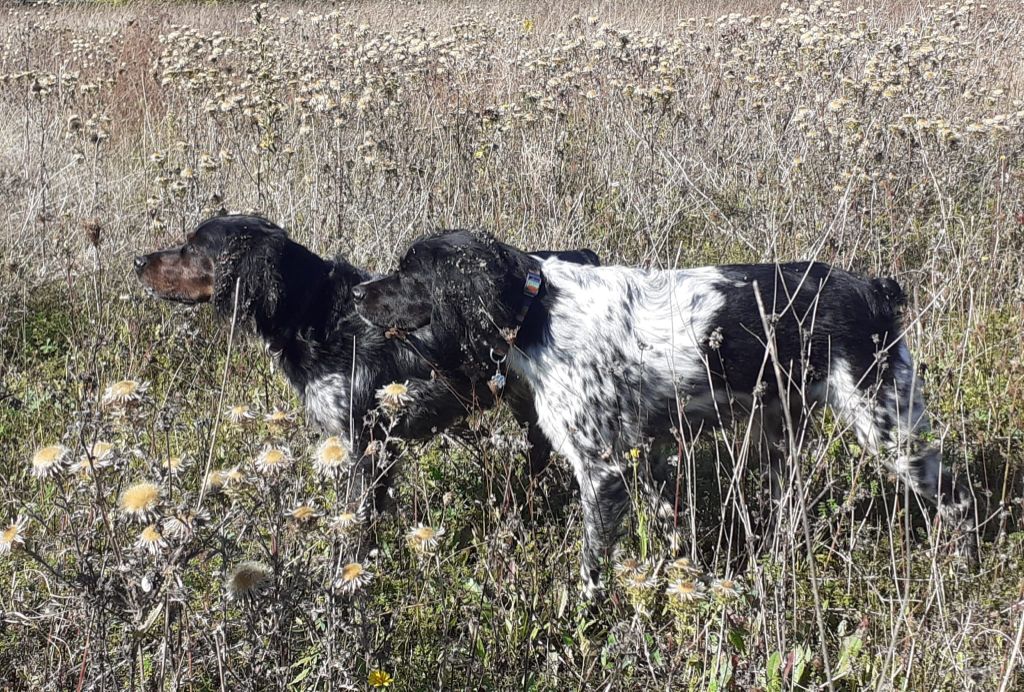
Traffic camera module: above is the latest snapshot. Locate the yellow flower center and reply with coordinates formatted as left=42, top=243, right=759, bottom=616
left=2, top=524, right=19, bottom=544
left=91, top=441, right=114, bottom=459
left=341, top=562, right=364, bottom=581
left=291, top=506, right=316, bottom=521
left=108, top=380, right=138, bottom=398
left=140, top=525, right=162, bottom=542
left=382, top=382, right=408, bottom=397
left=368, top=669, right=393, bottom=687
left=318, top=439, right=348, bottom=465
left=413, top=526, right=435, bottom=541
left=120, top=482, right=160, bottom=512
left=229, top=405, right=249, bottom=416
left=262, top=449, right=286, bottom=465
left=162, top=456, right=182, bottom=470
left=33, top=445, right=64, bottom=468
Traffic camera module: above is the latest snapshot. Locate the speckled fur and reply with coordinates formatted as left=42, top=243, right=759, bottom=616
left=356, top=231, right=977, bottom=594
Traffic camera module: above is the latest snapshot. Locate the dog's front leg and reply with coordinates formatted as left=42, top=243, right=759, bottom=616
left=575, top=461, right=630, bottom=598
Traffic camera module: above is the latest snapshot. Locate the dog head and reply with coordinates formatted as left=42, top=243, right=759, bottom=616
left=135, top=215, right=338, bottom=335
left=354, top=230, right=541, bottom=372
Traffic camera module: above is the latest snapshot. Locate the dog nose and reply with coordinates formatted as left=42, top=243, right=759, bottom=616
left=133, top=256, right=148, bottom=274
left=352, top=284, right=366, bottom=302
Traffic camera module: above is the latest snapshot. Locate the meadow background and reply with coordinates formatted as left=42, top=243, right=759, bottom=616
left=1, top=0, right=1023, bottom=689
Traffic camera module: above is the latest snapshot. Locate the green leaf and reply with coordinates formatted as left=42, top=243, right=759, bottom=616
left=766, top=650, right=783, bottom=692
left=728, top=628, right=747, bottom=655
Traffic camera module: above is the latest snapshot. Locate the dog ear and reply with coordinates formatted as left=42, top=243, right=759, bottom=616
left=429, top=273, right=476, bottom=372
left=427, top=238, right=522, bottom=376
left=213, top=230, right=288, bottom=328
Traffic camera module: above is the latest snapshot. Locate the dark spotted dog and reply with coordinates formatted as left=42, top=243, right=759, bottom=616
left=354, top=230, right=976, bottom=594
left=134, top=215, right=599, bottom=516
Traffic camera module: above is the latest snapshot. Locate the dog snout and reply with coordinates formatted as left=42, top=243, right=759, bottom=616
left=133, top=255, right=149, bottom=275
left=352, top=284, right=367, bottom=302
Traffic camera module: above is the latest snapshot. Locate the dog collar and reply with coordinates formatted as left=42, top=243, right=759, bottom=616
left=490, top=269, right=543, bottom=362
left=515, top=270, right=543, bottom=323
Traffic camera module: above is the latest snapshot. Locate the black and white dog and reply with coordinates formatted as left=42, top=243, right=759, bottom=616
left=354, top=230, right=976, bottom=594
left=134, top=216, right=599, bottom=515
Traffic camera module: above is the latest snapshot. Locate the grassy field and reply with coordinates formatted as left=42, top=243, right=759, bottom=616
left=1, top=0, right=1023, bottom=689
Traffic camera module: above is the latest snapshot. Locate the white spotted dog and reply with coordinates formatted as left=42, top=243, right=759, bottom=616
left=353, top=230, right=976, bottom=595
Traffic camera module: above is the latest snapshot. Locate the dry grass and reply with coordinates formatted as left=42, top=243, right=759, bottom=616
left=1, top=0, right=1023, bottom=689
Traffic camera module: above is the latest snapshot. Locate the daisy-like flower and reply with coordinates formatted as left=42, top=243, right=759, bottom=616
left=163, top=510, right=206, bottom=541
left=613, top=556, right=644, bottom=579
left=263, top=407, right=295, bottom=432
left=375, top=381, right=411, bottom=410
left=254, top=445, right=293, bottom=475
left=223, top=466, right=245, bottom=486
left=82, top=440, right=117, bottom=468
left=665, top=578, right=707, bottom=603
left=287, top=503, right=320, bottom=524
left=204, top=469, right=228, bottom=493
left=313, top=436, right=349, bottom=475
left=618, top=560, right=659, bottom=589
left=0, top=516, right=28, bottom=555
left=30, top=445, right=67, bottom=478
left=163, top=516, right=191, bottom=541
left=710, top=577, right=745, bottom=600
left=225, top=404, right=255, bottom=425
left=329, top=511, right=362, bottom=534
left=68, top=458, right=102, bottom=481
left=334, top=561, right=372, bottom=594
left=160, top=455, right=187, bottom=475
left=666, top=557, right=702, bottom=578
left=226, top=560, right=272, bottom=599
left=119, top=481, right=161, bottom=522
left=102, top=379, right=148, bottom=407
left=406, top=523, right=445, bottom=553
left=368, top=670, right=394, bottom=688
left=135, top=524, right=166, bottom=555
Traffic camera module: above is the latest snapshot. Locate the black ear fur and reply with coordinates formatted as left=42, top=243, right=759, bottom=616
left=427, top=235, right=528, bottom=376
left=212, top=230, right=288, bottom=328
left=429, top=284, right=476, bottom=373
left=325, top=257, right=370, bottom=328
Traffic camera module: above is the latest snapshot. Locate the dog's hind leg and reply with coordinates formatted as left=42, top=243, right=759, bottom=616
left=827, top=342, right=976, bottom=560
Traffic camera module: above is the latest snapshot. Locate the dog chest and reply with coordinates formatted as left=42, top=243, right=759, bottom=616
left=303, top=372, right=352, bottom=437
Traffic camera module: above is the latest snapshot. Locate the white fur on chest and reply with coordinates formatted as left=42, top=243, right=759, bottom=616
left=303, top=372, right=352, bottom=439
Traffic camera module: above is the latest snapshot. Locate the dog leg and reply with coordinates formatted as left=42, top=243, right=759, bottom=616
left=503, top=388, right=553, bottom=477
left=576, top=464, right=630, bottom=597
left=885, top=346, right=977, bottom=560
left=828, top=343, right=977, bottom=561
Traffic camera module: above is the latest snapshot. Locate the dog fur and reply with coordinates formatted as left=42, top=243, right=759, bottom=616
left=135, top=216, right=599, bottom=516
left=355, top=230, right=976, bottom=594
